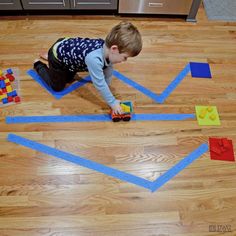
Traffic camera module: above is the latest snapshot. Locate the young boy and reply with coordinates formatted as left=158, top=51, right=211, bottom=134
left=34, top=21, right=142, bottom=114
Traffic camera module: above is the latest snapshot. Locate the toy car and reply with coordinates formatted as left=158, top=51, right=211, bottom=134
left=111, top=101, right=133, bottom=122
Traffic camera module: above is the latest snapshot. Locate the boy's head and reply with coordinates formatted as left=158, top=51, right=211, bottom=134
left=105, top=21, right=142, bottom=64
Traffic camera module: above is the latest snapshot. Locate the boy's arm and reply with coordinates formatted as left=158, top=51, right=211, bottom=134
left=103, top=65, right=113, bottom=86
left=85, top=54, right=121, bottom=113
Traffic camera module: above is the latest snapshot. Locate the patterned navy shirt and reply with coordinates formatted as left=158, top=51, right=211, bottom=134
left=54, top=37, right=117, bottom=107
left=56, top=37, right=104, bottom=72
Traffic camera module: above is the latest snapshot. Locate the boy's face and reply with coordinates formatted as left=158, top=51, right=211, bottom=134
left=108, top=45, right=130, bottom=64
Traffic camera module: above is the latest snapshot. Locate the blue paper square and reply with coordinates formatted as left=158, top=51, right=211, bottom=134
left=190, top=62, right=212, bottom=78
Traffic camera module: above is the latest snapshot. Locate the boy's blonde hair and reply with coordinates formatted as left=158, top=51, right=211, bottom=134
left=105, top=21, right=142, bottom=57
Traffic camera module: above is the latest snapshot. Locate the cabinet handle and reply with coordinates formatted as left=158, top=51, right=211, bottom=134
left=73, top=1, right=110, bottom=7
left=28, top=1, right=65, bottom=6
left=148, top=2, right=164, bottom=7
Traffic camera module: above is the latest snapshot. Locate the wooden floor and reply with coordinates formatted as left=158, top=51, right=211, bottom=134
left=0, top=5, right=236, bottom=236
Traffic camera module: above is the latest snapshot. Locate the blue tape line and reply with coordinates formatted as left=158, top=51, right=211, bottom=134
left=6, top=114, right=111, bottom=123
left=113, top=70, right=162, bottom=103
left=132, top=113, right=195, bottom=121
left=8, top=134, right=208, bottom=192
left=157, top=64, right=191, bottom=103
left=28, top=65, right=189, bottom=101
left=27, top=69, right=91, bottom=99
left=7, top=134, right=151, bottom=190
left=6, top=113, right=195, bottom=124
left=113, top=64, right=190, bottom=104
left=150, top=143, right=209, bottom=192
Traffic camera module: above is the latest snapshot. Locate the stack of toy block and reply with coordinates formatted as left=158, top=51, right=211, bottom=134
left=0, top=68, right=20, bottom=105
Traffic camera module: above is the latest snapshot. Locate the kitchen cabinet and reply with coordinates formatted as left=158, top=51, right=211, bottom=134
left=71, top=0, right=117, bottom=10
left=21, top=0, right=70, bottom=10
left=0, top=0, right=201, bottom=22
left=0, top=0, right=22, bottom=10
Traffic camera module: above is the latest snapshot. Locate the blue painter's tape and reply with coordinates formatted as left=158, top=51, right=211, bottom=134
left=132, top=113, right=195, bottom=121
left=113, top=70, right=162, bottom=103
left=28, top=65, right=190, bottom=101
left=27, top=69, right=91, bottom=99
left=7, top=134, right=151, bottom=190
left=113, top=64, right=190, bottom=104
left=150, top=143, right=209, bottom=192
left=6, top=113, right=195, bottom=124
left=6, top=114, right=111, bottom=124
left=7, top=134, right=208, bottom=192
left=157, top=64, right=191, bottom=103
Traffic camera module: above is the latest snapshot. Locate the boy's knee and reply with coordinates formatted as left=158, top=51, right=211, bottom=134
left=52, top=84, right=65, bottom=92
left=33, top=60, right=46, bottom=71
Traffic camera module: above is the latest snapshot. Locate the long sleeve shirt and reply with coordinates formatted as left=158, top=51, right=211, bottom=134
left=55, top=37, right=117, bottom=107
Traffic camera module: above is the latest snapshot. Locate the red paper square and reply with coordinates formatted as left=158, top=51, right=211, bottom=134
left=209, top=137, right=235, bottom=162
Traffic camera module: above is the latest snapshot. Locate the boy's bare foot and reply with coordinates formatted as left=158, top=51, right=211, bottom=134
left=74, top=74, right=83, bottom=81
left=39, top=52, right=48, bottom=61
left=34, top=58, right=41, bottom=63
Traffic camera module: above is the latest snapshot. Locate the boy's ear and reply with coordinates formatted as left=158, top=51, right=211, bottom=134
left=110, top=45, right=119, bottom=53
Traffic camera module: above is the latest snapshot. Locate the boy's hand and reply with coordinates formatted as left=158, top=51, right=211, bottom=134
left=111, top=100, right=123, bottom=115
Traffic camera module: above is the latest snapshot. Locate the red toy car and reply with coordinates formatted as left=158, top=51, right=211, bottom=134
left=111, top=101, right=133, bottom=122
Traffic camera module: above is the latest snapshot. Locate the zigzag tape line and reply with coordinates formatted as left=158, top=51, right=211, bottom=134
left=27, top=69, right=91, bottom=99
left=8, top=134, right=208, bottom=192
left=28, top=63, right=190, bottom=102
left=113, top=64, right=191, bottom=104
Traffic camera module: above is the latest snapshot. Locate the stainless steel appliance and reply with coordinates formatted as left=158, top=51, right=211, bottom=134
left=118, top=0, right=202, bottom=22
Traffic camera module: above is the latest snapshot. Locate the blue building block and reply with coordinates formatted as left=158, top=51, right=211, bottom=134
left=8, top=90, right=17, bottom=97
left=2, top=98, right=8, bottom=104
left=6, top=68, right=13, bottom=74
left=190, top=62, right=212, bottom=78
left=0, top=80, right=5, bottom=89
